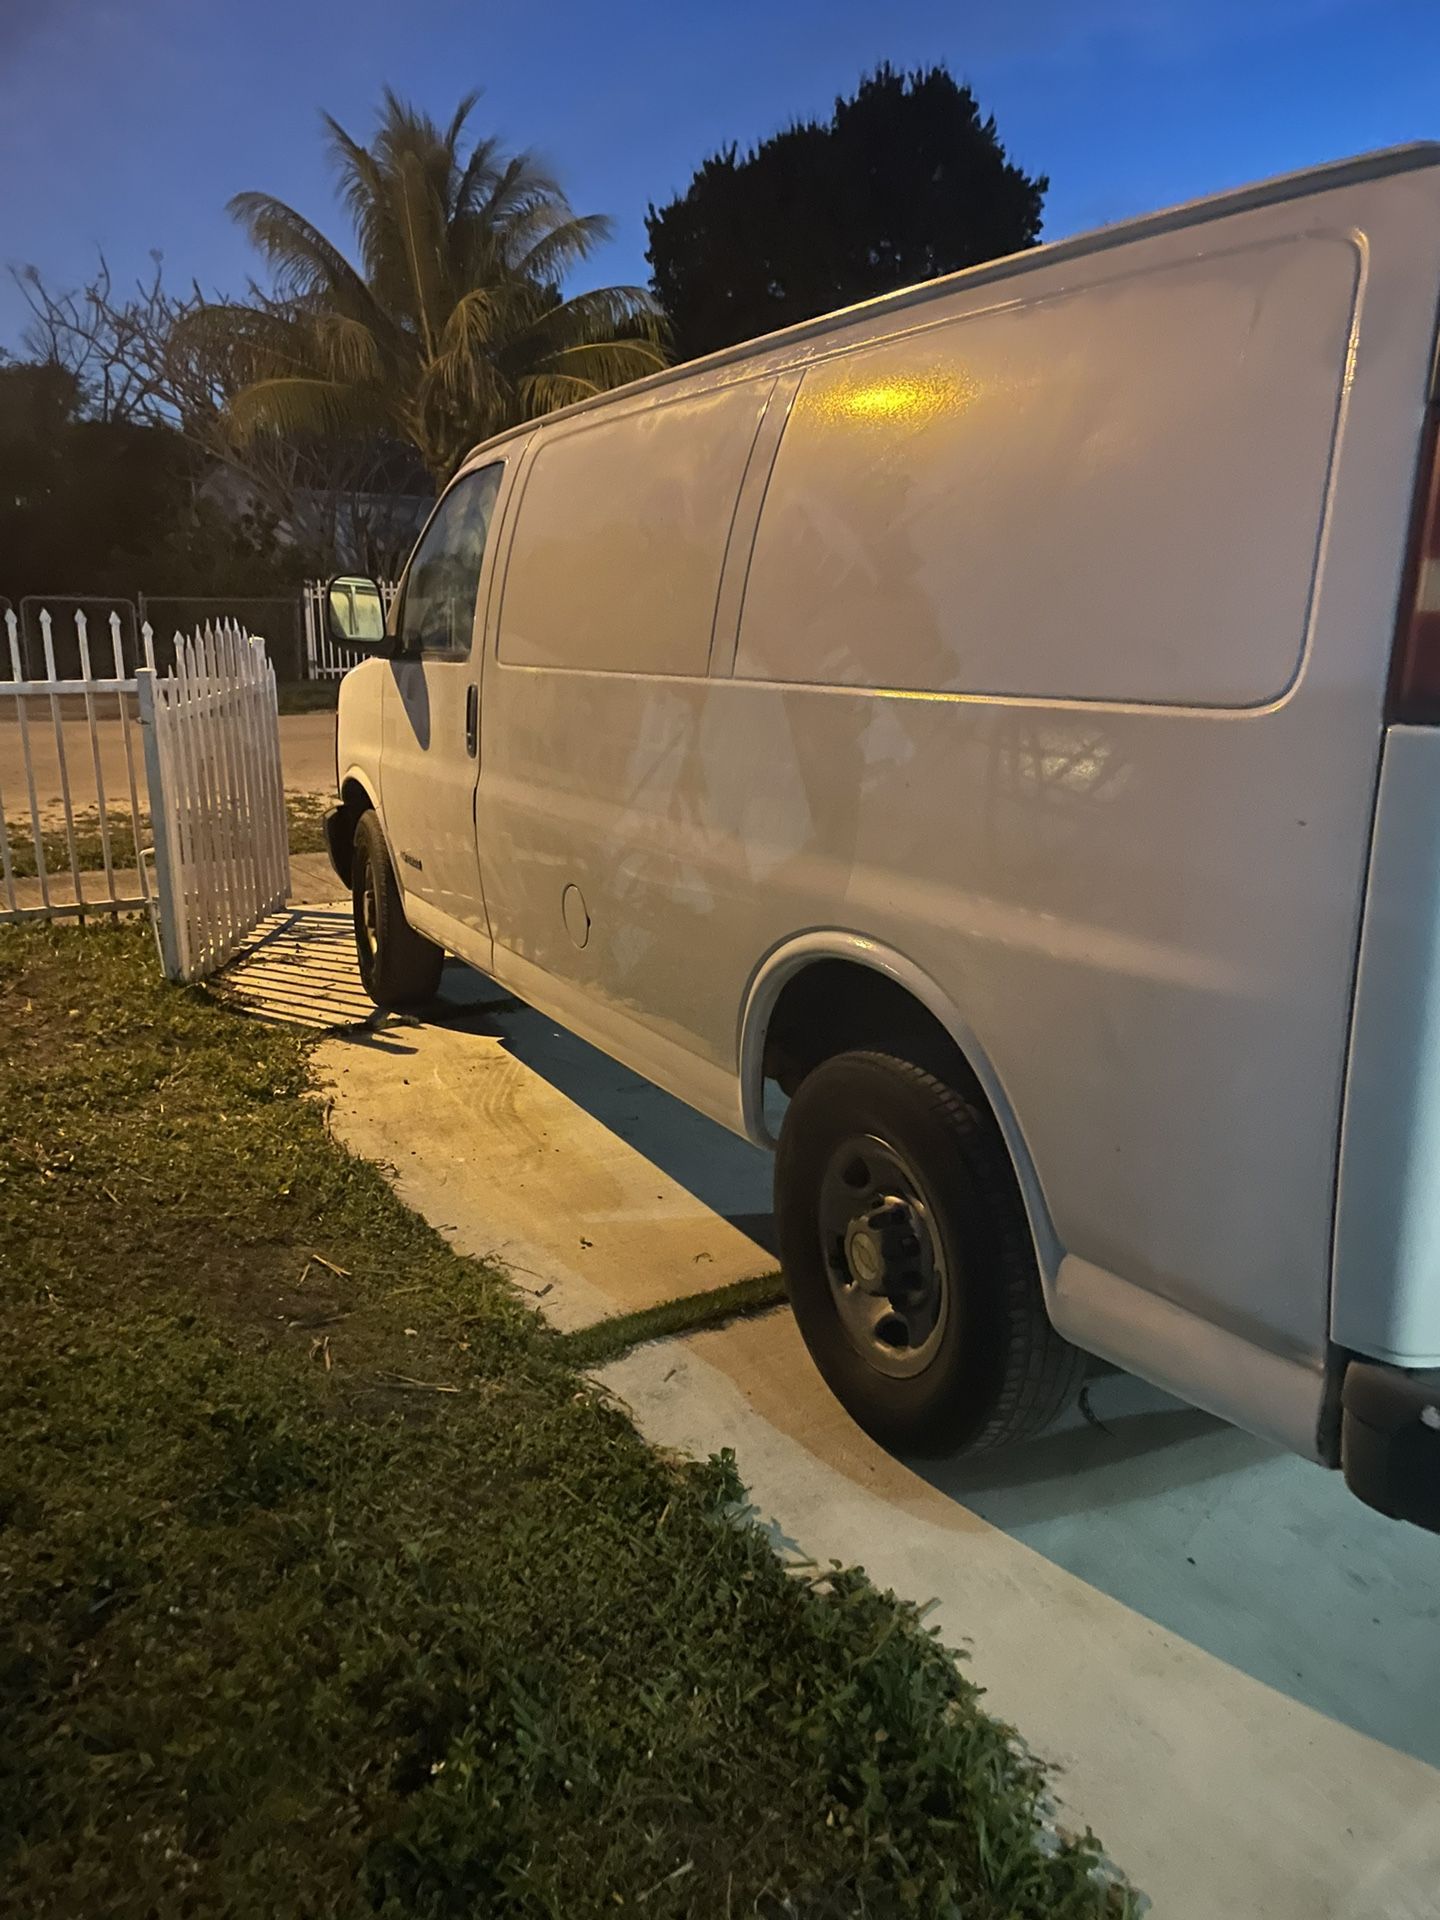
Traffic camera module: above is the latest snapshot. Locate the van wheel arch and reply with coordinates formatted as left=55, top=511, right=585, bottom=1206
left=759, top=957, right=974, bottom=1100
left=745, top=946, right=1061, bottom=1281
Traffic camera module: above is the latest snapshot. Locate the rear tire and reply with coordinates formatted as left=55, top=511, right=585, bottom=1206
left=352, top=810, right=444, bottom=1011
left=775, top=1049, right=1083, bottom=1455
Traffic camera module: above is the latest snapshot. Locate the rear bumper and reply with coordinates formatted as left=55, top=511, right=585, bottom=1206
left=323, top=806, right=353, bottom=887
left=1342, top=1360, right=1440, bottom=1532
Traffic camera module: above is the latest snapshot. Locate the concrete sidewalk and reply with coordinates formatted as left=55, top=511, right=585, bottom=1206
left=3, top=850, right=341, bottom=920
left=231, top=939, right=1440, bottom=1919
left=609, top=1336, right=1439, bottom=1920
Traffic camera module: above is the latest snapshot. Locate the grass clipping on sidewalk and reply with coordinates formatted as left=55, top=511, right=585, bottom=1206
left=0, top=925, right=1131, bottom=1919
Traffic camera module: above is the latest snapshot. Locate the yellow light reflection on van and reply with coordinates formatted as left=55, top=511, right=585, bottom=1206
left=817, top=367, right=978, bottom=427
left=845, top=379, right=921, bottom=417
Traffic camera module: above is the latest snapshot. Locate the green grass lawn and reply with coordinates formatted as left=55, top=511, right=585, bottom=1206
left=0, top=924, right=1131, bottom=1919
left=4, top=794, right=329, bottom=880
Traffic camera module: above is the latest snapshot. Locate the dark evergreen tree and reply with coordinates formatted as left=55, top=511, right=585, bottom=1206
left=646, top=64, right=1047, bottom=363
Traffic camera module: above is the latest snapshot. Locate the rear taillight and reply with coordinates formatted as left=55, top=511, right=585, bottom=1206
left=1390, top=404, right=1440, bottom=723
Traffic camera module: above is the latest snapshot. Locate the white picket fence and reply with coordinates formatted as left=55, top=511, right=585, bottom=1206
left=1, top=607, right=152, bottom=923
left=1, top=607, right=290, bottom=984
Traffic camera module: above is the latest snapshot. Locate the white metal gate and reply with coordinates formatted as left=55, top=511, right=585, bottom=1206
left=2, top=606, right=290, bottom=984
left=138, top=623, right=290, bottom=982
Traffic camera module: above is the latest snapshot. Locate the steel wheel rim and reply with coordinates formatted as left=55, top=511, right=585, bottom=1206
left=359, top=869, right=379, bottom=964
left=816, top=1133, right=950, bottom=1379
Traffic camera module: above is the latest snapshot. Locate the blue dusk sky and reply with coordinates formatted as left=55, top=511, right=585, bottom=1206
left=0, top=0, right=1436, bottom=347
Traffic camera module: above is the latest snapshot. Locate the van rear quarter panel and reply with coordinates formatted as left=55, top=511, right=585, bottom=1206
left=482, top=166, right=1440, bottom=1373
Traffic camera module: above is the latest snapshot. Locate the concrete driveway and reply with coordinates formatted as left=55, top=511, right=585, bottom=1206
left=282, top=945, right=1440, bottom=1919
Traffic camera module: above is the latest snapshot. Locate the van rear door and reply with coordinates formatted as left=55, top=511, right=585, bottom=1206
left=1333, top=383, right=1440, bottom=1372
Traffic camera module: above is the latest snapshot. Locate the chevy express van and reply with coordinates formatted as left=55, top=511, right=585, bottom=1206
left=325, top=146, right=1440, bottom=1529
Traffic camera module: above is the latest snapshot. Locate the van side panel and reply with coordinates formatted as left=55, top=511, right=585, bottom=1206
left=1333, top=726, right=1440, bottom=1367
left=737, top=239, right=1358, bottom=708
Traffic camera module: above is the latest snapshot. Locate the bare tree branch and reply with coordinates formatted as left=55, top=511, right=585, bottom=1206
left=12, top=254, right=427, bottom=562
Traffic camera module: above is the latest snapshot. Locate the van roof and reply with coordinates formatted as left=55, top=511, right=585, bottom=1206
left=461, top=140, right=1440, bottom=467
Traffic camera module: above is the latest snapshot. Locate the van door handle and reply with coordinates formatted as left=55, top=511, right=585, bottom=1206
left=465, top=684, right=478, bottom=758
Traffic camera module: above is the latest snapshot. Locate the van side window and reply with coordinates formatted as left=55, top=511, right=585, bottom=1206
left=397, top=463, right=503, bottom=659
left=499, top=382, right=770, bottom=676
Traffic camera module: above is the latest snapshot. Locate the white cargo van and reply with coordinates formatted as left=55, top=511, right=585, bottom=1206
left=325, top=146, right=1440, bottom=1528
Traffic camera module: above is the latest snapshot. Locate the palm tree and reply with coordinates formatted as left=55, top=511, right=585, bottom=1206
left=180, top=91, right=667, bottom=485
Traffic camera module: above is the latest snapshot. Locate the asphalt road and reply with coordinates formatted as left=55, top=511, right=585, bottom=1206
left=0, top=710, right=337, bottom=826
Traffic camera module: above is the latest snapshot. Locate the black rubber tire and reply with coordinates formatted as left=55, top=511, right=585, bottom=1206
left=351, top=810, right=444, bottom=1011
left=775, top=1049, right=1084, bottom=1456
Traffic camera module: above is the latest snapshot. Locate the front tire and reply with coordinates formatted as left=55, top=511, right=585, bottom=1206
left=775, top=1049, right=1083, bottom=1455
left=351, top=810, right=444, bottom=1011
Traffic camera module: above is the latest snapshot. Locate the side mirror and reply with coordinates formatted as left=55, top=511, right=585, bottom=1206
left=326, top=575, right=390, bottom=652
